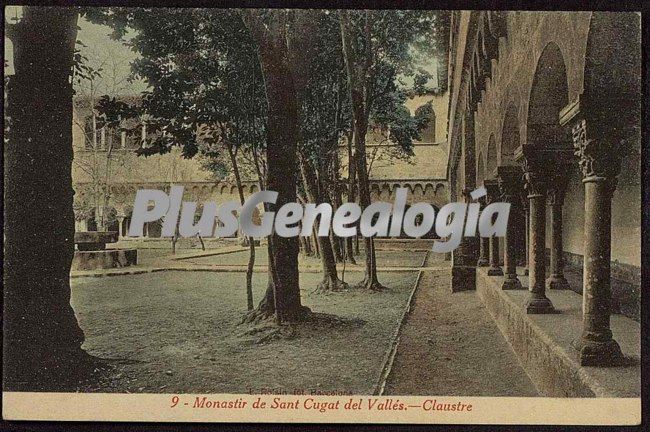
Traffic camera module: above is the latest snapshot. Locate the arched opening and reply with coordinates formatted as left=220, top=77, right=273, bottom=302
left=486, top=134, right=497, bottom=178
left=526, top=42, right=569, bottom=150
left=583, top=13, right=640, bottom=140
left=86, top=210, right=98, bottom=232
left=419, top=109, right=437, bottom=143
left=107, top=218, right=120, bottom=234
left=578, top=13, right=642, bottom=320
left=122, top=217, right=131, bottom=236
left=501, top=104, right=520, bottom=164
left=500, top=104, right=526, bottom=267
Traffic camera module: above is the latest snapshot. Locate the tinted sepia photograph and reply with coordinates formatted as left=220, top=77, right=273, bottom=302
left=2, top=4, right=642, bottom=425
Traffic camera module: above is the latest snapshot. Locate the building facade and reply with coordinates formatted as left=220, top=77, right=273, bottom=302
left=71, top=92, right=450, bottom=238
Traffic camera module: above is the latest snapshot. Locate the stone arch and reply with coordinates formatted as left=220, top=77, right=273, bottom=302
left=582, top=13, right=640, bottom=141
left=120, top=205, right=134, bottom=237
left=420, top=108, right=437, bottom=143
left=501, top=104, right=520, bottom=164
left=405, top=183, right=416, bottom=194
left=486, top=134, right=497, bottom=178
left=413, top=183, right=424, bottom=196
left=84, top=208, right=98, bottom=232
left=250, top=184, right=259, bottom=194
left=229, top=185, right=237, bottom=195
left=220, top=184, right=229, bottom=194
left=380, top=183, right=391, bottom=200
left=526, top=42, right=570, bottom=150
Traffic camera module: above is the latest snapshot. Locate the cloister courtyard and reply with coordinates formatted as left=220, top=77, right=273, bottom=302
left=70, top=240, right=538, bottom=396
left=3, top=8, right=640, bottom=410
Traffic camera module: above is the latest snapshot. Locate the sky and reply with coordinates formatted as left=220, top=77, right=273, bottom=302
left=5, top=8, right=147, bottom=94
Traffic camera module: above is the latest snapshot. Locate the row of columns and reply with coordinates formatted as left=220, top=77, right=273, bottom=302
left=476, top=119, right=624, bottom=366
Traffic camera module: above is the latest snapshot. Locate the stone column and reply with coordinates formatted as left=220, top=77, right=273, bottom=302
left=522, top=160, right=555, bottom=314
left=518, top=192, right=530, bottom=276
left=450, top=187, right=479, bottom=291
left=117, top=216, right=125, bottom=238
left=572, top=119, right=623, bottom=366
left=477, top=197, right=490, bottom=267
left=484, top=179, right=503, bottom=276
left=450, top=104, right=479, bottom=292
left=497, top=166, right=523, bottom=290
left=546, top=175, right=570, bottom=290
left=516, top=192, right=530, bottom=276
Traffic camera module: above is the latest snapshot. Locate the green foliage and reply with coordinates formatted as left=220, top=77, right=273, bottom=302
left=340, top=10, right=442, bottom=153
left=84, top=8, right=450, bottom=171
left=85, top=8, right=267, bottom=162
left=295, top=10, right=349, bottom=171
left=72, top=40, right=103, bottom=86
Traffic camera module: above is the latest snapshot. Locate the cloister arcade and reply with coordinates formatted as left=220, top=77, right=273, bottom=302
left=447, top=11, right=640, bottom=367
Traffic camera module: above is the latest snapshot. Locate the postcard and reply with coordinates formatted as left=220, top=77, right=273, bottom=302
left=2, top=5, right=641, bottom=426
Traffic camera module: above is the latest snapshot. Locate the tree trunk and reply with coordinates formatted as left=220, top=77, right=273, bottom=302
left=299, top=235, right=309, bottom=257
left=226, top=140, right=255, bottom=311
left=340, top=11, right=384, bottom=291
left=346, top=131, right=358, bottom=262
left=4, top=7, right=97, bottom=390
left=328, top=176, right=345, bottom=263
left=299, top=154, right=348, bottom=292
left=243, top=11, right=308, bottom=322
left=312, top=226, right=321, bottom=258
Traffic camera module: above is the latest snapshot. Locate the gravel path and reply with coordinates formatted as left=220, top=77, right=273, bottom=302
left=383, top=260, right=538, bottom=397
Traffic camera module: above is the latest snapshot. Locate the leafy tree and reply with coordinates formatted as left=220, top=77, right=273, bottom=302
left=339, top=9, right=438, bottom=290
left=87, top=8, right=311, bottom=322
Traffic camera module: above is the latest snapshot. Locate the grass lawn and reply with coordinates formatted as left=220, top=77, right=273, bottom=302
left=71, top=268, right=419, bottom=394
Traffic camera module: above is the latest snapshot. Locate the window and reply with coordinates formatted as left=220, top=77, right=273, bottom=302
left=419, top=110, right=437, bottom=143
left=83, top=116, right=100, bottom=150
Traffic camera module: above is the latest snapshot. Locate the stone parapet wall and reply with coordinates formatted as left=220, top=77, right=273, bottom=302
left=475, top=268, right=640, bottom=397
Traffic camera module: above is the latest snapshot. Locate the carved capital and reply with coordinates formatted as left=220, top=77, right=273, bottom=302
left=572, top=119, right=621, bottom=183
left=521, top=158, right=548, bottom=198
left=497, top=165, right=523, bottom=203
left=483, top=179, right=501, bottom=204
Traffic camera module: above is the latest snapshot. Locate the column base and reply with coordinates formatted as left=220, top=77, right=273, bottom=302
left=477, top=258, right=489, bottom=267
left=546, top=274, right=570, bottom=290
left=451, top=266, right=476, bottom=292
left=487, top=266, right=503, bottom=276
left=525, top=295, right=556, bottom=314
left=502, top=276, right=523, bottom=290
left=577, top=338, right=625, bottom=367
